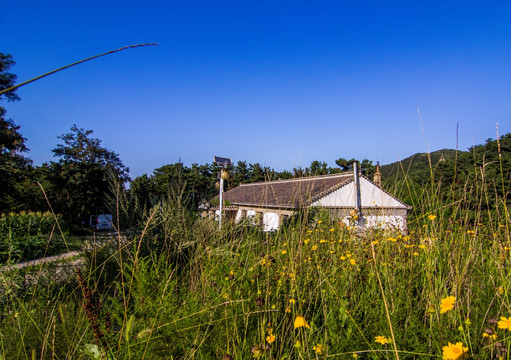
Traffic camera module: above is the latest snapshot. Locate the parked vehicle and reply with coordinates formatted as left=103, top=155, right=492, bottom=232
left=89, top=214, right=114, bottom=230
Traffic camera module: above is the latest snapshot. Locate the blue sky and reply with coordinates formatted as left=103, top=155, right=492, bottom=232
left=2, top=1, right=511, bottom=177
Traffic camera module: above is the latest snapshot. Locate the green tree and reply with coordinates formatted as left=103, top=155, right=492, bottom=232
left=308, top=160, right=328, bottom=176
left=335, top=157, right=375, bottom=176
left=46, top=125, right=129, bottom=224
left=0, top=53, right=33, bottom=212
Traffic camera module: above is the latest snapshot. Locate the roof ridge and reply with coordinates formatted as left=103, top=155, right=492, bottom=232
left=239, top=172, right=354, bottom=186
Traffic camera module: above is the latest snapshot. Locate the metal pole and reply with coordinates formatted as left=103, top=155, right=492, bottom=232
left=219, top=176, right=224, bottom=229
left=353, top=162, right=362, bottom=226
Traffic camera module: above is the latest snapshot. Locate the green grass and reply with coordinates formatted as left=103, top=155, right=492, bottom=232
left=0, top=174, right=510, bottom=359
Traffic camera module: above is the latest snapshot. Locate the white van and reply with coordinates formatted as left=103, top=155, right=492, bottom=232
left=89, top=214, right=114, bottom=230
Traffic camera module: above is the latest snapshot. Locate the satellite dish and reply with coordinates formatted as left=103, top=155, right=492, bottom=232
left=214, top=156, right=232, bottom=168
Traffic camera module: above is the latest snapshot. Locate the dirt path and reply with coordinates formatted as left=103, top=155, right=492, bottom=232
left=0, top=232, right=122, bottom=273
left=0, top=250, right=82, bottom=272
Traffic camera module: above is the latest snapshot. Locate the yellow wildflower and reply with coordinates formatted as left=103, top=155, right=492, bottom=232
left=442, top=342, right=469, bottom=360
left=294, top=315, right=310, bottom=329
left=440, top=296, right=456, bottom=314
left=482, top=332, right=497, bottom=340
left=304, top=238, right=310, bottom=244
left=266, top=333, right=276, bottom=344
left=311, top=245, right=318, bottom=251
left=498, top=316, right=511, bottom=330
left=350, top=259, right=356, bottom=265
left=413, top=252, right=419, bottom=256
left=352, top=354, right=358, bottom=358
left=428, top=214, right=437, bottom=221
left=320, top=239, right=327, bottom=243
left=340, top=256, right=346, bottom=260
left=289, top=298, right=296, bottom=304
left=285, top=307, right=291, bottom=313
left=281, top=250, right=287, bottom=255
left=318, top=220, right=322, bottom=224
left=375, top=335, right=390, bottom=345
left=330, top=228, right=335, bottom=232
left=313, top=344, right=323, bottom=354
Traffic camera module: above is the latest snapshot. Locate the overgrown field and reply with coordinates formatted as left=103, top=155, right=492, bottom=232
left=0, top=185, right=510, bottom=359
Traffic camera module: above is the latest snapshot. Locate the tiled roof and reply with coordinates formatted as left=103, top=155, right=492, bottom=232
left=222, top=173, right=354, bottom=209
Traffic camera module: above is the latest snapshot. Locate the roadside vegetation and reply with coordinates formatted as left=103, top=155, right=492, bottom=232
left=1, top=155, right=510, bottom=359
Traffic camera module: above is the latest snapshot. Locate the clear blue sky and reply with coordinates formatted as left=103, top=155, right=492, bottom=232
left=2, top=1, right=511, bottom=178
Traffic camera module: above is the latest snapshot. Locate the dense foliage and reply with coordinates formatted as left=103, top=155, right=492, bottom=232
left=382, top=135, right=511, bottom=224
left=0, top=211, right=67, bottom=264
left=0, top=177, right=509, bottom=358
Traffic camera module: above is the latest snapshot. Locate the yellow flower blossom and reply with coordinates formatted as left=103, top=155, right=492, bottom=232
left=313, top=344, right=323, bottom=354
left=440, top=296, right=456, bottom=314
left=266, top=333, right=276, bottom=344
left=350, top=259, right=356, bottom=265
left=281, top=250, right=287, bottom=255
left=311, top=245, right=318, bottom=251
left=428, top=214, right=437, bottom=221
left=304, top=238, right=310, bottom=244
left=294, top=315, right=310, bottom=329
left=375, top=335, right=390, bottom=345
left=442, top=342, right=469, bottom=360
left=289, top=298, right=296, bottom=304
left=498, top=316, right=511, bottom=330
left=340, top=256, right=346, bottom=260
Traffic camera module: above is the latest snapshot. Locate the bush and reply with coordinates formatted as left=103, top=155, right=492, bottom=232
left=0, top=211, right=68, bottom=264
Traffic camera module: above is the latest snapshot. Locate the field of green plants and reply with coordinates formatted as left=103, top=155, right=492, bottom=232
left=1, top=169, right=510, bottom=360
left=0, top=212, right=68, bottom=265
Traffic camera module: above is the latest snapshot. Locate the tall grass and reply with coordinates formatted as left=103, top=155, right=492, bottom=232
left=0, top=159, right=510, bottom=359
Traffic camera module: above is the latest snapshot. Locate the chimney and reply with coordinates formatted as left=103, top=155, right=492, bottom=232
left=373, top=162, right=382, bottom=187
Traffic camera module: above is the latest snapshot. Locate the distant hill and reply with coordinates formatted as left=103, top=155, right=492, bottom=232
left=378, top=133, right=510, bottom=216
left=380, top=149, right=465, bottom=184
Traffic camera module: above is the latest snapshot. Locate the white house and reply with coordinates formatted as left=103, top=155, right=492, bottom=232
left=210, top=168, right=411, bottom=232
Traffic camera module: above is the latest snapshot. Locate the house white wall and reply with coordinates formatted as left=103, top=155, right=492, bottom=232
left=312, top=178, right=407, bottom=230
left=311, top=177, right=406, bottom=209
